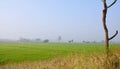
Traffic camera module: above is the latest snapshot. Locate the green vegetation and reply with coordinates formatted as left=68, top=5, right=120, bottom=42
left=0, top=43, right=120, bottom=64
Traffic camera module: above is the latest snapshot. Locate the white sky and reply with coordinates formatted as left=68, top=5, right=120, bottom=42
left=0, top=0, right=120, bottom=42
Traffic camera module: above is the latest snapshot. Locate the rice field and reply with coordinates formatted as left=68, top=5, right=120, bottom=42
left=0, top=43, right=120, bottom=69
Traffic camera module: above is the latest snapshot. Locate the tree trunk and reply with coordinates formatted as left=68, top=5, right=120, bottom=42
left=102, top=0, right=109, bottom=57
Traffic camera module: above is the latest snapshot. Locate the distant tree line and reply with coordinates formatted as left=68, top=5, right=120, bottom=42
left=18, top=38, right=49, bottom=43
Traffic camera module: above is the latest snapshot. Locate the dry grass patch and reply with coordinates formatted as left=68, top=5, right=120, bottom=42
left=0, top=53, right=120, bottom=69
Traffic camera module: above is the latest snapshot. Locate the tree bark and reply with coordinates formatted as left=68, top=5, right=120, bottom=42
left=102, top=0, right=109, bottom=57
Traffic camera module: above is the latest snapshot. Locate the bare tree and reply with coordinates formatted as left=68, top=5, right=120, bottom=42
left=102, top=0, right=118, bottom=57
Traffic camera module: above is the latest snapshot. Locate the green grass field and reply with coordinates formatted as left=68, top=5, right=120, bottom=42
left=0, top=43, right=120, bottom=65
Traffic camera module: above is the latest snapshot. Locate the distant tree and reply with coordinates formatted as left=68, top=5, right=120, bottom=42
left=92, top=41, right=96, bottom=43
left=58, top=36, right=62, bottom=42
left=43, top=39, right=49, bottom=43
left=82, top=40, right=89, bottom=43
left=35, top=38, right=41, bottom=42
left=19, top=38, right=30, bottom=42
left=102, top=0, right=118, bottom=57
left=68, top=40, right=74, bottom=43
left=82, top=40, right=86, bottom=43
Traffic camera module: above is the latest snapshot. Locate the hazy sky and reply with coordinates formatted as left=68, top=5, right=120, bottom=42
left=0, top=0, right=120, bottom=42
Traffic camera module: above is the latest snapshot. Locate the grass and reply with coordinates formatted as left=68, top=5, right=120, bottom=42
left=0, top=53, right=120, bottom=69
left=0, top=43, right=120, bottom=65
left=0, top=43, right=120, bottom=69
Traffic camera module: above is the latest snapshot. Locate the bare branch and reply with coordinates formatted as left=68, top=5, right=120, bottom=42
left=108, top=30, right=118, bottom=40
left=107, top=0, right=117, bottom=8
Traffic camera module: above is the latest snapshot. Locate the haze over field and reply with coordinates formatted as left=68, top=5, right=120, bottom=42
left=0, top=0, right=120, bottom=42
